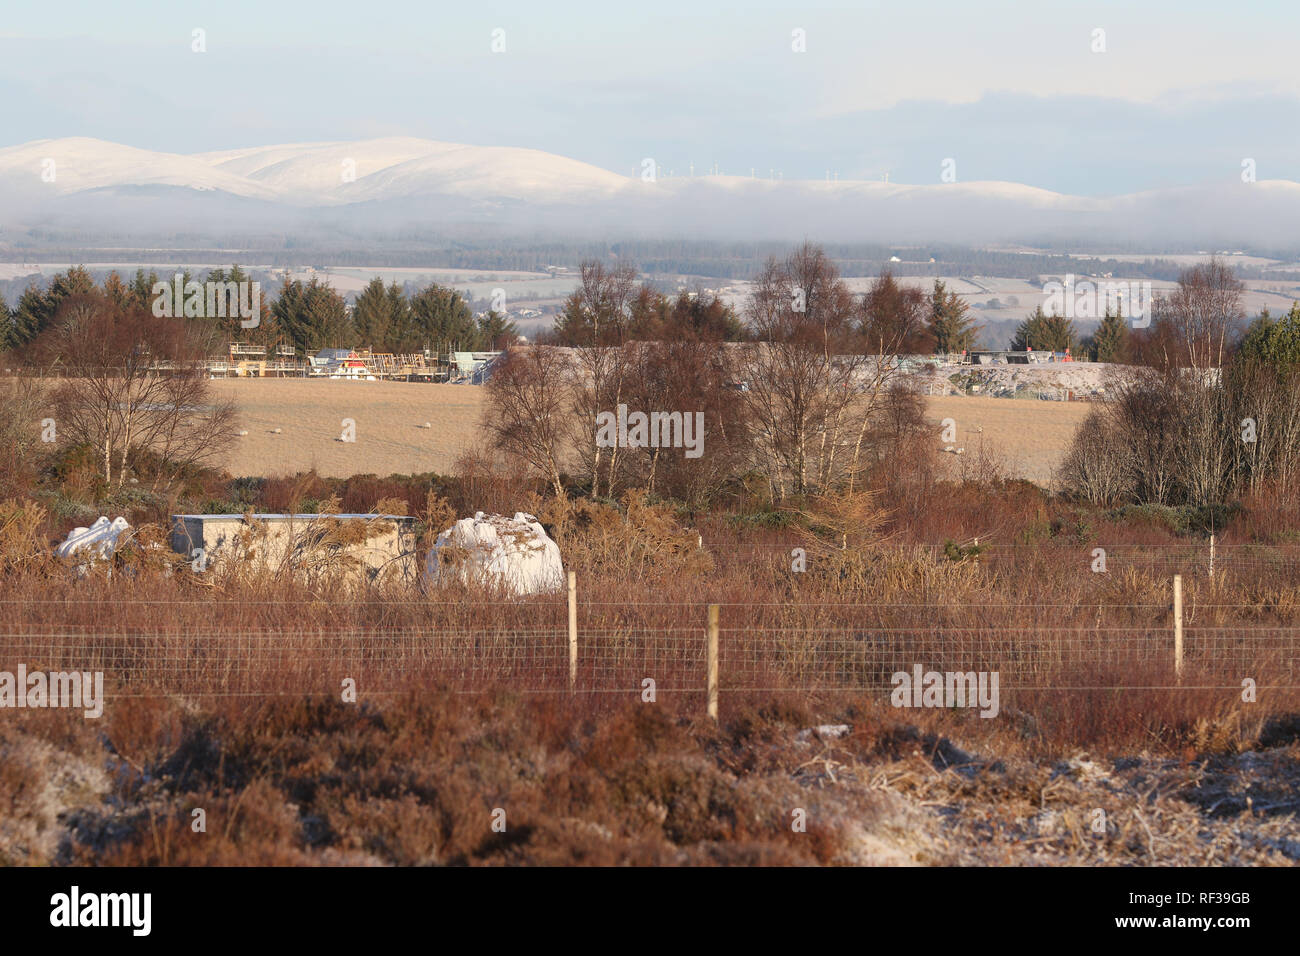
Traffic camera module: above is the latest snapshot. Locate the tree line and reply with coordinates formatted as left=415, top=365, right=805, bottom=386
left=488, top=245, right=1300, bottom=512
left=1060, top=261, right=1300, bottom=507
left=543, top=260, right=981, bottom=354
left=0, top=268, right=516, bottom=358
left=487, top=245, right=945, bottom=506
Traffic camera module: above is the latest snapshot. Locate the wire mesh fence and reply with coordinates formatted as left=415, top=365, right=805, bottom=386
left=1, top=540, right=1296, bottom=703
left=2, top=613, right=1296, bottom=702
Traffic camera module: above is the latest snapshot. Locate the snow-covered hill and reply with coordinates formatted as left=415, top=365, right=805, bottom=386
left=0, top=136, right=1296, bottom=245
left=0, top=137, right=281, bottom=200
left=192, top=137, right=630, bottom=204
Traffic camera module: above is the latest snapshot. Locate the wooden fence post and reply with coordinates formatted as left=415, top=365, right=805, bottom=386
left=568, top=571, right=577, bottom=692
left=1173, top=574, right=1183, bottom=680
left=707, top=604, right=719, bottom=721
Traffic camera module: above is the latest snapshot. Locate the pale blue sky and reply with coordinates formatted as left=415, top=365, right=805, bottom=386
left=2, top=0, right=1297, bottom=194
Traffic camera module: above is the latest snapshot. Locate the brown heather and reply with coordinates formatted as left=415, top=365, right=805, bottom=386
left=0, top=464, right=1298, bottom=866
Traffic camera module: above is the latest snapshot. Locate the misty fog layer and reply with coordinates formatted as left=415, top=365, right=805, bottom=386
left=2, top=138, right=1297, bottom=248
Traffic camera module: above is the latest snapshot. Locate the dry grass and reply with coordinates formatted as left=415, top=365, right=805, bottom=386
left=2, top=429, right=1298, bottom=865
left=1, top=511, right=1294, bottom=745
left=208, top=379, right=486, bottom=478
left=925, top=395, right=1094, bottom=487
left=204, top=380, right=1086, bottom=484
left=0, top=550, right=1296, bottom=867
left=4, top=692, right=1298, bottom=867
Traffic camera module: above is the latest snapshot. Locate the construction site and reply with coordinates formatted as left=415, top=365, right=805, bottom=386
left=207, top=343, right=502, bottom=383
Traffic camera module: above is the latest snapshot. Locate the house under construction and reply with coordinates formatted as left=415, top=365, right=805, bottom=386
left=208, top=343, right=307, bottom=378
left=208, top=344, right=499, bottom=382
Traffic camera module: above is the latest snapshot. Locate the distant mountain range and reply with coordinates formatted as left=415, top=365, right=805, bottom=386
left=2, top=136, right=1298, bottom=247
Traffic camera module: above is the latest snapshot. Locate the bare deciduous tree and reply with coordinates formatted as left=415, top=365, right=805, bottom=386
left=0, top=375, right=50, bottom=496
left=740, top=244, right=863, bottom=497
left=1148, top=259, right=1245, bottom=371
left=861, top=269, right=933, bottom=355
left=42, top=293, right=236, bottom=491
left=618, top=339, right=750, bottom=505
left=1058, top=409, right=1134, bottom=506
left=1109, top=369, right=1184, bottom=505
left=483, top=345, right=573, bottom=498
left=1230, top=355, right=1300, bottom=496
left=738, top=244, right=924, bottom=498
left=555, top=261, right=639, bottom=497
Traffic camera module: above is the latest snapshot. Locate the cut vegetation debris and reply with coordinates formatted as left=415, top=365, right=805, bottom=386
left=171, top=513, right=419, bottom=585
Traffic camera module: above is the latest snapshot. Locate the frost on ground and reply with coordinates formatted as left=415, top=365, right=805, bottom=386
left=0, top=730, right=108, bottom=866
left=4, top=701, right=1298, bottom=866
left=785, top=724, right=1300, bottom=865
left=904, top=361, right=1136, bottom=401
